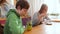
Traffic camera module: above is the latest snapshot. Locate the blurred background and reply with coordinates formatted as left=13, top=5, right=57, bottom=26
left=15, top=0, right=60, bottom=20
left=0, top=0, right=60, bottom=20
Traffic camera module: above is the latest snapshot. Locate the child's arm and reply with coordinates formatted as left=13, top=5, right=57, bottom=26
left=44, top=15, right=50, bottom=20
left=32, top=13, right=40, bottom=26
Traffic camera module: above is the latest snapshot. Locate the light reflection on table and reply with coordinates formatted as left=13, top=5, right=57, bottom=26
left=24, top=22, right=60, bottom=34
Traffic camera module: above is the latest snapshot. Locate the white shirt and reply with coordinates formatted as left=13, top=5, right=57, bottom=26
left=0, top=3, right=15, bottom=18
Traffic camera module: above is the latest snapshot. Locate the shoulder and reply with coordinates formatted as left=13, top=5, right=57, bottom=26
left=7, top=13, right=18, bottom=21
left=7, top=9, right=17, bottom=18
left=4, top=3, right=15, bottom=9
left=33, top=12, right=39, bottom=17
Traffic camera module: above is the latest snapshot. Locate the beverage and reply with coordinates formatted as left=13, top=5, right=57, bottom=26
left=26, top=17, right=32, bottom=31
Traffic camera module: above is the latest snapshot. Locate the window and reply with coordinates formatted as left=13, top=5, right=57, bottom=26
left=43, top=0, right=60, bottom=20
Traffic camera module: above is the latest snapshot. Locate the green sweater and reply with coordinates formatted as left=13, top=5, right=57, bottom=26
left=4, top=9, right=24, bottom=34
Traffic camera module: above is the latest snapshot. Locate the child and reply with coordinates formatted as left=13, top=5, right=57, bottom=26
left=32, top=4, right=52, bottom=27
left=4, top=0, right=30, bottom=34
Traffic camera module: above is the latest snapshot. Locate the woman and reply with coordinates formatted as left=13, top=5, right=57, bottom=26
left=0, top=0, right=15, bottom=18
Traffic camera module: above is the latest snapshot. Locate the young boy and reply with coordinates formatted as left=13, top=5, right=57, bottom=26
left=32, top=4, right=52, bottom=27
left=4, top=0, right=30, bottom=34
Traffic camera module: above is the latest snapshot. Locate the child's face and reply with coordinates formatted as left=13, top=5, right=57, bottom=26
left=39, top=6, right=48, bottom=18
left=16, top=6, right=28, bottom=16
left=20, top=9, right=28, bottom=16
left=42, top=7, right=48, bottom=14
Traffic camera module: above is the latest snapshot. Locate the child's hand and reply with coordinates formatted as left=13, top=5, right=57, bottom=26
left=41, top=13, right=46, bottom=17
left=38, top=13, right=47, bottom=21
left=38, top=14, right=45, bottom=18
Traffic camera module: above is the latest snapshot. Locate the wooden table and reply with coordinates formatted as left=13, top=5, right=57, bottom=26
left=24, top=24, right=46, bottom=34
left=24, top=22, right=60, bottom=34
left=1, top=18, right=60, bottom=34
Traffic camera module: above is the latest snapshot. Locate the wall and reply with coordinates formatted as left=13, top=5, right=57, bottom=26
left=27, top=0, right=44, bottom=17
left=6, top=0, right=14, bottom=5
